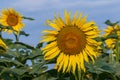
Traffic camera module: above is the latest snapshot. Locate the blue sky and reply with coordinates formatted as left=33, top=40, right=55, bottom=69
left=0, top=0, right=120, bottom=46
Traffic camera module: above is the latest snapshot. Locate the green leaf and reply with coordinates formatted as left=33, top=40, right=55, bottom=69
left=29, top=62, right=48, bottom=75
left=0, top=58, right=23, bottom=66
left=0, top=24, right=5, bottom=28
left=0, top=46, right=6, bottom=53
left=14, top=42, right=35, bottom=50
left=19, top=31, right=29, bottom=37
left=25, top=50, right=42, bottom=59
left=36, top=43, right=43, bottom=48
left=6, top=49, right=19, bottom=58
left=11, top=68, right=27, bottom=75
left=97, top=72, right=115, bottom=80
left=114, top=63, right=120, bottom=77
left=22, top=16, right=35, bottom=20
left=0, top=68, right=20, bottom=80
left=105, top=20, right=119, bottom=26
left=106, top=33, right=118, bottom=39
left=32, top=74, right=47, bottom=80
left=0, top=24, right=10, bottom=29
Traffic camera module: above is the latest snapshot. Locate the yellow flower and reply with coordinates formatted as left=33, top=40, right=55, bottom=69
left=115, top=25, right=120, bottom=38
left=105, top=38, right=115, bottom=49
left=104, top=25, right=120, bottom=38
left=117, top=31, right=120, bottom=38
left=0, top=39, right=7, bottom=53
left=103, top=26, right=114, bottom=37
left=41, top=11, right=100, bottom=74
left=0, top=8, right=24, bottom=34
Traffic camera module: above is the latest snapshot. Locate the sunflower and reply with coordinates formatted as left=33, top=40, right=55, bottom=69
left=103, top=26, right=114, bottom=37
left=105, top=38, right=116, bottom=49
left=41, top=11, right=100, bottom=74
left=0, top=39, right=7, bottom=53
left=115, top=25, right=120, bottom=37
left=0, top=8, right=24, bottom=34
left=104, top=25, right=120, bottom=49
left=104, top=25, right=120, bottom=37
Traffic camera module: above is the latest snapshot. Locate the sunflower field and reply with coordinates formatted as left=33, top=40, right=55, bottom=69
left=0, top=8, right=120, bottom=80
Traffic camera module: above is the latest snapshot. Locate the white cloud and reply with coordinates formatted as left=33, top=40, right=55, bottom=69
left=11, top=0, right=60, bottom=11
left=10, top=0, right=120, bottom=12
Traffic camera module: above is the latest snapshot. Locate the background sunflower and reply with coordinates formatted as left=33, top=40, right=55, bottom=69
left=0, top=8, right=24, bottom=34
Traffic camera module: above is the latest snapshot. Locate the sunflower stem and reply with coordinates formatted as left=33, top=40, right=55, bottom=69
left=75, top=75, right=78, bottom=80
left=0, top=30, right=3, bottom=39
left=115, top=39, right=120, bottom=62
left=109, top=52, right=114, bottom=62
left=113, top=25, right=120, bottom=62
left=78, top=70, right=81, bottom=80
left=81, top=71, right=85, bottom=80
left=14, top=33, right=19, bottom=42
left=70, top=72, right=75, bottom=80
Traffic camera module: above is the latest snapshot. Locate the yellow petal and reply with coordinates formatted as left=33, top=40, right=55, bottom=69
left=79, top=54, right=85, bottom=72
left=62, top=54, right=69, bottom=73
left=86, top=38, right=97, bottom=45
left=42, top=30, right=58, bottom=34
left=58, top=15, right=65, bottom=27
left=66, top=55, right=72, bottom=73
left=85, top=30, right=97, bottom=35
left=84, top=48, right=95, bottom=63
left=75, top=54, right=81, bottom=70
left=45, top=47, right=60, bottom=60
left=8, top=8, right=15, bottom=14
left=81, top=21, right=95, bottom=30
left=40, top=36, right=56, bottom=43
left=86, top=34, right=98, bottom=38
left=44, top=47, right=58, bottom=57
left=71, top=12, right=78, bottom=25
left=57, top=52, right=64, bottom=65
left=0, top=39, right=7, bottom=50
left=71, top=55, right=77, bottom=74
left=86, top=45, right=97, bottom=58
left=54, top=15, right=65, bottom=28
left=1, top=9, right=9, bottom=15
left=64, top=10, right=71, bottom=25
left=75, top=13, right=82, bottom=25
left=77, top=16, right=87, bottom=28
left=41, top=41, right=57, bottom=51
left=82, top=50, right=89, bottom=62
left=58, top=53, right=65, bottom=72
left=46, top=20, right=60, bottom=30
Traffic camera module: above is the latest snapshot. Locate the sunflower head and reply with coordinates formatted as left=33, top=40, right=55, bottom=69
left=105, top=38, right=116, bottom=49
left=41, top=10, right=100, bottom=74
left=104, top=25, right=120, bottom=37
left=103, top=26, right=114, bottom=37
left=0, top=8, right=24, bottom=34
left=115, top=25, right=120, bottom=38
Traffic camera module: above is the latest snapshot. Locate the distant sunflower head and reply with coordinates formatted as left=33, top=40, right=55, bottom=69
left=0, top=39, right=7, bottom=53
left=105, top=38, right=116, bottom=49
left=0, top=8, right=24, bottom=34
left=104, top=25, right=120, bottom=37
left=41, top=11, right=100, bottom=74
left=115, top=25, right=120, bottom=38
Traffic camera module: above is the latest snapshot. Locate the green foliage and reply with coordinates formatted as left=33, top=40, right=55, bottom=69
left=86, top=56, right=120, bottom=80
left=105, top=20, right=119, bottom=26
